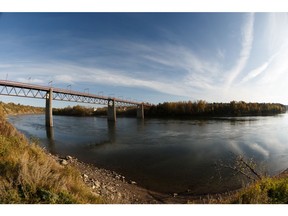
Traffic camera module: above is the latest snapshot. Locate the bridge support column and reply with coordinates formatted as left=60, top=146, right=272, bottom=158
left=137, top=103, right=144, bottom=119
left=107, top=99, right=116, bottom=122
left=45, top=88, right=53, bottom=127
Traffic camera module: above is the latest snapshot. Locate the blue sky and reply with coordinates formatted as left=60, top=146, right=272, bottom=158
left=0, top=13, right=288, bottom=107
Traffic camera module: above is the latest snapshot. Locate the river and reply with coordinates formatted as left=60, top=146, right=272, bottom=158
left=8, top=113, right=288, bottom=195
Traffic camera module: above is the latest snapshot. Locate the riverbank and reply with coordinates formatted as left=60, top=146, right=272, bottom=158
left=47, top=152, right=241, bottom=204
left=48, top=153, right=183, bottom=204
left=2, top=102, right=288, bottom=203
left=0, top=103, right=102, bottom=203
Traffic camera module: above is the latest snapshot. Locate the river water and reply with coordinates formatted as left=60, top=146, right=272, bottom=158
left=8, top=113, right=288, bottom=195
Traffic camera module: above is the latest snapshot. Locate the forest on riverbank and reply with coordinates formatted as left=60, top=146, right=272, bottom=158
left=53, top=101, right=287, bottom=118
left=147, top=100, right=287, bottom=117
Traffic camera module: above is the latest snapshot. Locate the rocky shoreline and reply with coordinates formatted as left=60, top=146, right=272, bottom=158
left=47, top=152, right=227, bottom=204
left=54, top=154, right=182, bottom=204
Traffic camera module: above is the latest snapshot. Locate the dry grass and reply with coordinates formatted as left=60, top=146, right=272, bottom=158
left=0, top=103, right=103, bottom=204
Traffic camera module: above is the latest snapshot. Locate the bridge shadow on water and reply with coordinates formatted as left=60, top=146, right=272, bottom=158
left=86, top=121, right=117, bottom=149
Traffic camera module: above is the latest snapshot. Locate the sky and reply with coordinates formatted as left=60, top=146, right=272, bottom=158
left=0, top=12, right=288, bottom=107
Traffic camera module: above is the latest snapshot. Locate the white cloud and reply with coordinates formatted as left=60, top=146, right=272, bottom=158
left=4, top=62, right=191, bottom=98
left=0, top=63, right=14, bottom=68
left=241, top=61, right=269, bottom=83
left=74, top=66, right=192, bottom=97
left=139, top=44, right=222, bottom=91
left=228, top=13, right=288, bottom=103
left=266, top=13, right=288, bottom=53
left=253, top=42, right=288, bottom=92
left=225, top=13, right=255, bottom=88
left=54, top=74, right=75, bottom=84
left=217, top=49, right=225, bottom=59
left=16, top=77, right=45, bottom=84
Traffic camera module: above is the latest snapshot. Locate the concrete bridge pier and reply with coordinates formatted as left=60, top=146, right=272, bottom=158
left=45, top=88, right=53, bottom=127
left=107, top=99, right=116, bottom=122
left=137, top=103, right=144, bottom=119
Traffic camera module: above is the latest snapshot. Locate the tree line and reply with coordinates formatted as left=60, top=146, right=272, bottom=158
left=146, top=101, right=286, bottom=118
left=52, top=101, right=286, bottom=118
left=53, top=105, right=137, bottom=117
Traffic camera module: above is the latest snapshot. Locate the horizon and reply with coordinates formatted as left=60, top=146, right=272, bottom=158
left=1, top=13, right=288, bottom=107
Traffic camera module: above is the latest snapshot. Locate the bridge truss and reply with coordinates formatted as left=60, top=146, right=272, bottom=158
left=0, top=80, right=144, bottom=107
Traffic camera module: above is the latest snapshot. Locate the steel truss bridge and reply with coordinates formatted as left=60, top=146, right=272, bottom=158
left=0, top=80, right=149, bottom=126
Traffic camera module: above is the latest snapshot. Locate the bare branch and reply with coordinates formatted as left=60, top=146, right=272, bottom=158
left=238, top=156, right=262, bottom=180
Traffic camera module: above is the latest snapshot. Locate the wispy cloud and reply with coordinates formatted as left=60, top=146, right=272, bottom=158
left=266, top=13, right=288, bottom=53
left=137, top=44, right=223, bottom=91
left=17, top=77, right=45, bottom=84
left=0, top=17, right=231, bottom=102
left=0, top=29, right=250, bottom=102
left=241, top=61, right=269, bottom=83
left=1, top=61, right=190, bottom=97
left=3, top=13, right=288, bottom=104
left=225, top=13, right=255, bottom=88
left=217, top=49, right=225, bottom=60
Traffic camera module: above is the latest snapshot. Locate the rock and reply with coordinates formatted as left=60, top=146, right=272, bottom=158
left=130, top=180, right=137, bottom=185
left=107, top=186, right=116, bottom=193
left=92, top=191, right=100, bottom=197
left=66, top=155, right=73, bottom=160
left=100, top=188, right=109, bottom=196
left=94, top=180, right=101, bottom=188
left=60, top=159, right=68, bottom=165
left=110, top=194, right=115, bottom=201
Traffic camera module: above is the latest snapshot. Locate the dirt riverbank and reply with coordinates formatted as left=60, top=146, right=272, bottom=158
left=47, top=152, right=232, bottom=204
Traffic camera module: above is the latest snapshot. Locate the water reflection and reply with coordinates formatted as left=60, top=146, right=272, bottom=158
left=107, top=121, right=116, bottom=143
left=46, top=126, right=55, bottom=154
left=84, top=121, right=117, bottom=150
left=137, top=119, right=145, bottom=132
